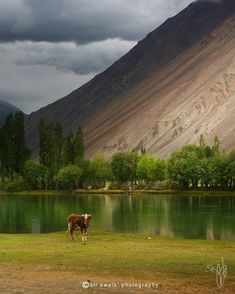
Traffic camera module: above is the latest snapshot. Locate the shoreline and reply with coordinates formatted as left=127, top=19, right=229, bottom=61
left=1, top=189, right=235, bottom=196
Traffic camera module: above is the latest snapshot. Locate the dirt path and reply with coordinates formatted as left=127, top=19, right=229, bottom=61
left=0, top=267, right=234, bottom=294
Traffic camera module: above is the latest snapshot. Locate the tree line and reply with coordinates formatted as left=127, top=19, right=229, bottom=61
left=0, top=112, right=234, bottom=191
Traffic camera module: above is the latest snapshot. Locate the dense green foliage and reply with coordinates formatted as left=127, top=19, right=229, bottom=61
left=0, top=112, right=30, bottom=179
left=89, top=153, right=111, bottom=186
left=64, top=127, right=84, bottom=165
left=38, top=119, right=84, bottom=187
left=55, top=165, right=81, bottom=189
left=0, top=112, right=234, bottom=191
left=111, top=152, right=138, bottom=184
left=167, top=136, right=235, bottom=189
left=24, top=160, right=48, bottom=190
left=137, top=155, right=166, bottom=183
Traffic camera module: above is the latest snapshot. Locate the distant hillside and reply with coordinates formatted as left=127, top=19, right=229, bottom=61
left=26, top=0, right=235, bottom=158
left=0, top=100, right=20, bottom=126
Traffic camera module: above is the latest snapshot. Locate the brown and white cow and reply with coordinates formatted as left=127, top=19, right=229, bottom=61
left=66, top=213, right=92, bottom=242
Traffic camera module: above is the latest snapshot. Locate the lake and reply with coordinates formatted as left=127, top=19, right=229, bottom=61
left=0, top=193, right=235, bottom=241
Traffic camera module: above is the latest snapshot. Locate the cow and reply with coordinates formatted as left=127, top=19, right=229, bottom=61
left=66, top=213, right=92, bottom=242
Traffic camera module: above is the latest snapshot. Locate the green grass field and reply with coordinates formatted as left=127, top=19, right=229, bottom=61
left=0, top=232, right=234, bottom=278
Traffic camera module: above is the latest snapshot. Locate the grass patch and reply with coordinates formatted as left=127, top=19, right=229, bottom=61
left=0, top=232, right=234, bottom=278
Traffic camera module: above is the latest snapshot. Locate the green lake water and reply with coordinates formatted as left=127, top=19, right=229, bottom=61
left=0, top=193, right=235, bottom=240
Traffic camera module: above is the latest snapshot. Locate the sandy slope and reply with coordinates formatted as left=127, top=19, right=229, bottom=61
left=25, top=1, right=235, bottom=159
left=84, top=15, right=235, bottom=158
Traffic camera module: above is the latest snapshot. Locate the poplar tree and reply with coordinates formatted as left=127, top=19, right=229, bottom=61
left=64, top=132, right=75, bottom=165
left=3, top=114, right=14, bottom=177
left=199, top=134, right=205, bottom=148
left=212, top=135, right=220, bottom=155
left=54, top=122, right=64, bottom=169
left=0, top=112, right=30, bottom=178
left=64, top=126, right=85, bottom=165
left=39, top=119, right=57, bottom=181
left=74, top=126, right=85, bottom=164
left=14, top=112, right=31, bottom=174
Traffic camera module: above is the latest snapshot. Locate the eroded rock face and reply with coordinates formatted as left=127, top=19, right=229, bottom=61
left=147, top=70, right=235, bottom=157
left=25, top=0, right=235, bottom=158
left=85, top=15, right=235, bottom=158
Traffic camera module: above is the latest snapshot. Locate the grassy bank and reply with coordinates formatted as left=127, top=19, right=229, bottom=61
left=1, top=189, right=235, bottom=196
left=74, top=189, right=235, bottom=196
left=0, top=232, right=235, bottom=277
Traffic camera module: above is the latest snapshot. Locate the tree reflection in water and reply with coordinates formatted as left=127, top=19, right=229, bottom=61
left=0, top=193, right=235, bottom=241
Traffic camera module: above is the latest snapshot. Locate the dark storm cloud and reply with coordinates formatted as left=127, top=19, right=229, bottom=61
left=12, top=39, right=136, bottom=75
left=0, top=0, right=194, bottom=113
left=0, top=0, right=193, bottom=44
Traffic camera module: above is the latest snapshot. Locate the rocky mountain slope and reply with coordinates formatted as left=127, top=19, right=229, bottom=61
left=25, top=0, right=235, bottom=158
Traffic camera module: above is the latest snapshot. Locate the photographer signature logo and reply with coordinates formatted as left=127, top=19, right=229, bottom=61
left=207, top=257, right=227, bottom=288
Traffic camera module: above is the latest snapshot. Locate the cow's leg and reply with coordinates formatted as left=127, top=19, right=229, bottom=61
left=70, top=228, right=75, bottom=241
left=67, top=223, right=75, bottom=240
left=81, top=228, right=85, bottom=242
left=84, top=229, right=88, bottom=242
left=66, top=223, right=71, bottom=239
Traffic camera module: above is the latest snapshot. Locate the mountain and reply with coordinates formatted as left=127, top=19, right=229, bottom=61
left=26, top=0, right=235, bottom=158
left=0, top=100, right=20, bottom=126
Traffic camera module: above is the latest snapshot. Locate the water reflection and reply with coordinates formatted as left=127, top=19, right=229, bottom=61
left=0, top=193, right=235, bottom=241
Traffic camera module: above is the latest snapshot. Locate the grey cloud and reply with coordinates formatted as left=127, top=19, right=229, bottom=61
left=9, top=39, right=136, bottom=74
left=0, top=0, right=193, bottom=44
left=0, top=47, right=93, bottom=113
left=0, top=69, right=93, bottom=114
left=0, top=0, right=194, bottom=114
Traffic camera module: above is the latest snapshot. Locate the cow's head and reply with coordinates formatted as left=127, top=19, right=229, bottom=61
left=82, top=214, right=92, bottom=228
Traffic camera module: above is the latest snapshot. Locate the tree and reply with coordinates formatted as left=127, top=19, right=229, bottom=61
left=137, top=155, right=153, bottom=182
left=39, top=120, right=57, bottom=181
left=199, top=134, right=206, bottom=148
left=125, top=152, right=139, bottom=184
left=137, top=155, right=166, bottom=183
left=39, top=119, right=47, bottom=165
left=24, top=160, right=48, bottom=190
left=141, top=146, right=146, bottom=155
left=13, top=112, right=31, bottom=174
left=155, top=157, right=166, bottom=182
left=89, top=153, right=111, bottom=186
left=199, top=158, right=211, bottom=188
left=228, top=151, right=235, bottom=187
left=38, top=121, right=85, bottom=187
left=64, top=126, right=85, bottom=165
left=209, top=154, right=230, bottom=187
left=0, top=112, right=30, bottom=178
left=74, top=126, right=85, bottom=164
left=54, top=122, right=64, bottom=169
left=111, top=153, right=127, bottom=184
left=0, top=117, right=14, bottom=178
left=64, top=132, right=75, bottom=165
left=39, top=120, right=67, bottom=184
left=212, top=135, right=220, bottom=155
left=167, top=145, right=203, bottom=189
left=111, top=152, right=138, bottom=184
left=56, top=165, right=81, bottom=189
left=79, top=159, right=91, bottom=188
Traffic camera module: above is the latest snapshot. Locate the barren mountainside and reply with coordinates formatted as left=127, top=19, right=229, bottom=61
left=25, top=0, right=235, bottom=158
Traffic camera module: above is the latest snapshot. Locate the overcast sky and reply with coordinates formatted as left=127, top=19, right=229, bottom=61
left=0, top=0, right=194, bottom=114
